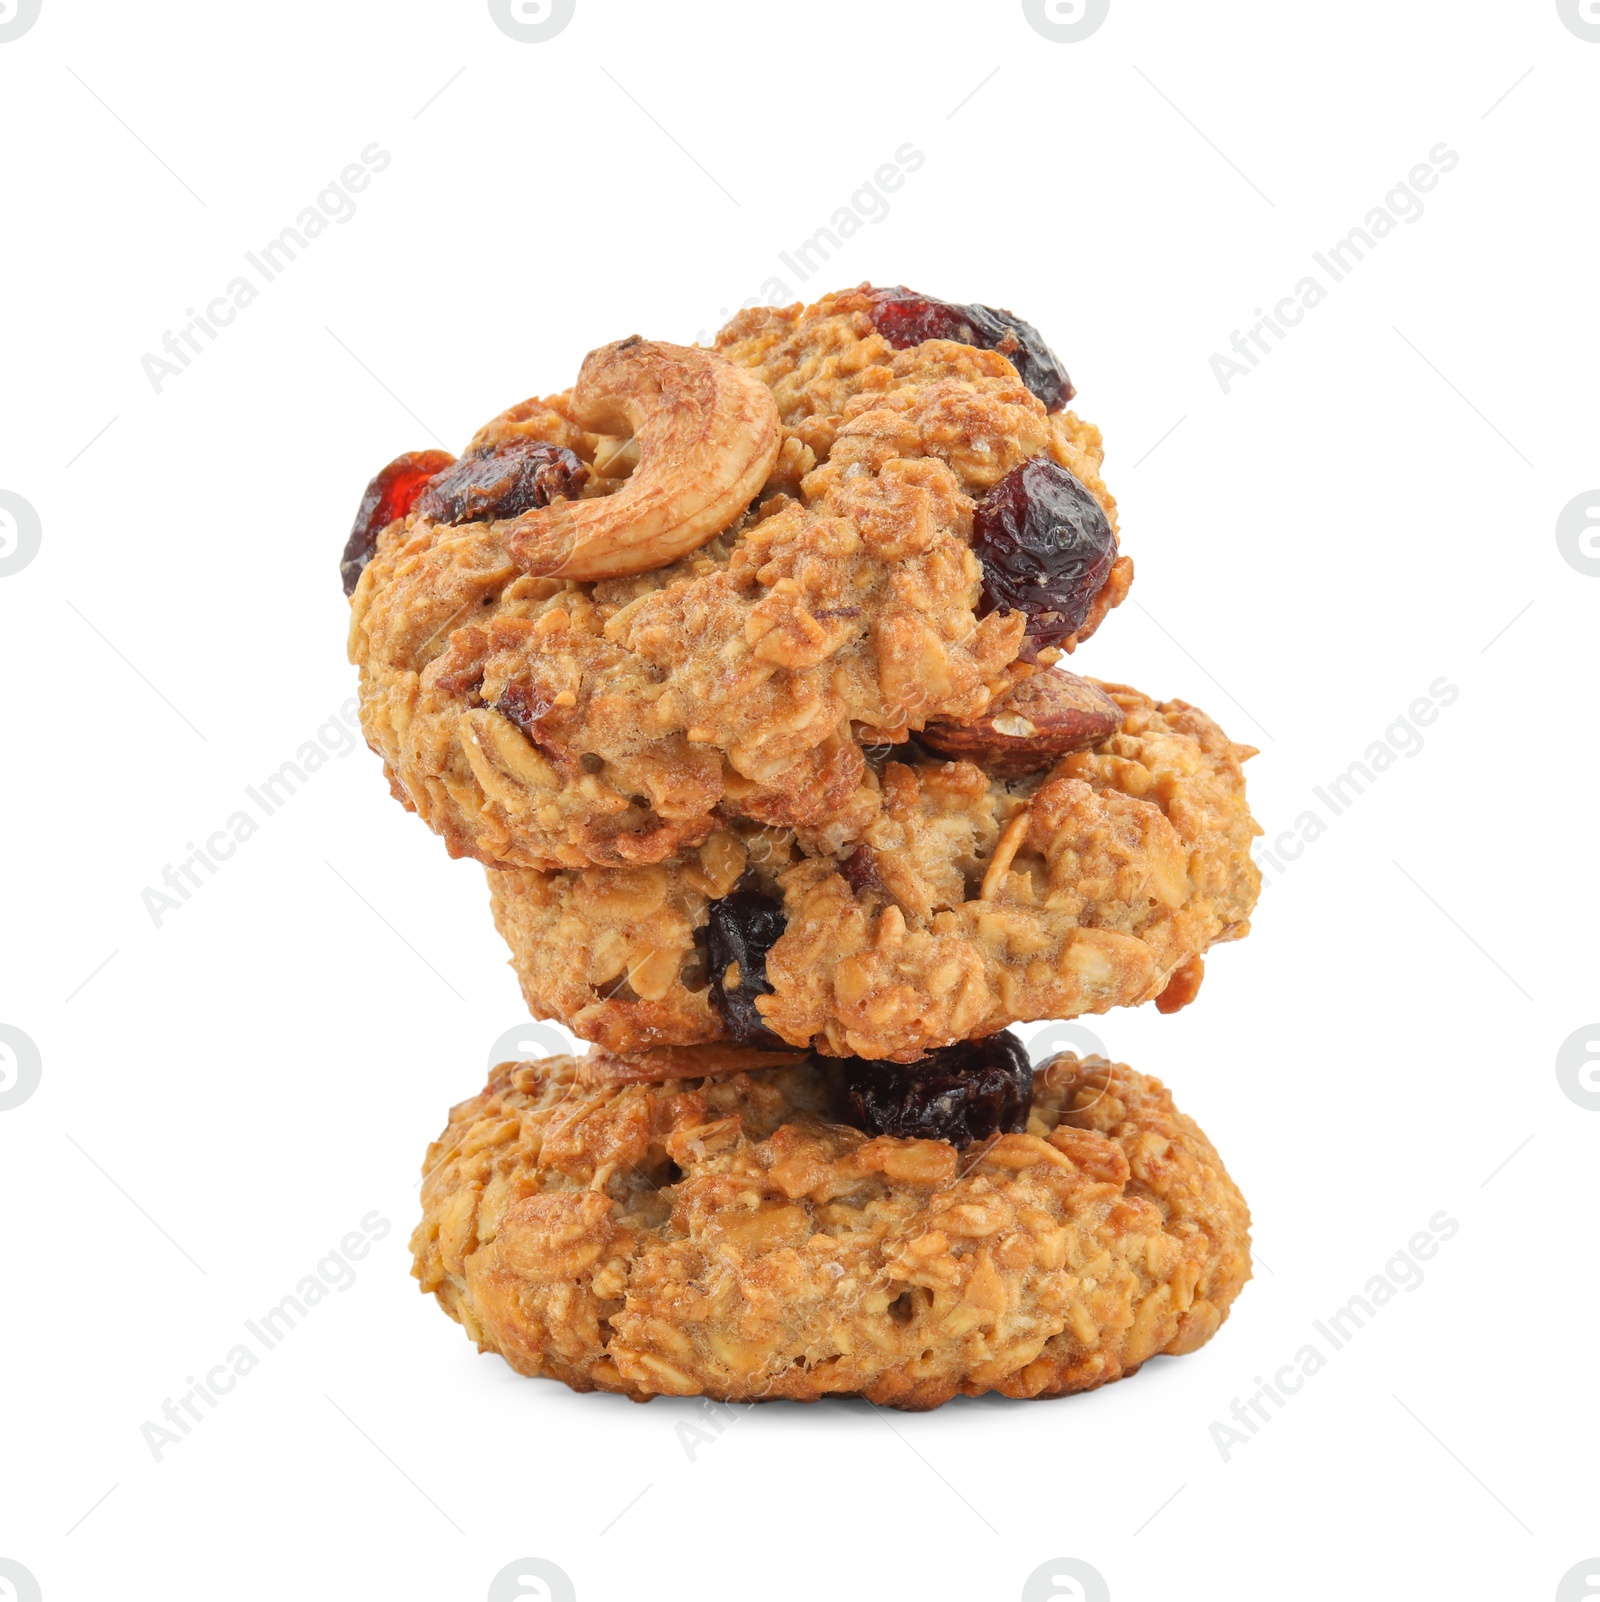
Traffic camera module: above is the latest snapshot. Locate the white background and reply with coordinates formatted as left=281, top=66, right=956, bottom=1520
left=2, top=2, right=1597, bottom=1599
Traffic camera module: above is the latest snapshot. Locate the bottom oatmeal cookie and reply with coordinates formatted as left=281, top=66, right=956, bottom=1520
left=411, top=1049, right=1251, bottom=1408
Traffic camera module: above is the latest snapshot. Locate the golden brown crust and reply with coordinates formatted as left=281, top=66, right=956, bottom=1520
left=488, top=682, right=1261, bottom=1059
left=348, top=288, right=1127, bottom=871
left=410, top=1050, right=1251, bottom=1407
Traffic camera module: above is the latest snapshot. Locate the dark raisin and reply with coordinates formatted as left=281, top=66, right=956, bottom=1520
left=494, top=680, right=554, bottom=735
left=340, top=449, right=456, bottom=597
left=839, top=843, right=883, bottom=894
left=864, top=286, right=1074, bottom=412
left=705, top=886, right=787, bottom=1045
left=972, top=456, right=1115, bottom=653
left=415, top=439, right=588, bottom=527
left=839, top=1033, right=1033, bottom=1146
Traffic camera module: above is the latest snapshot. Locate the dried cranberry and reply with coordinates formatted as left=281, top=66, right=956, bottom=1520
left=706, top=885, right=787, bottom=1046
left=416, top=439, right=588, bottom=527
left=865, top=286, right=1074, bottom=412
left=494, top=681, right=554, bottom=735
left=839, top=1033, right=1033, bottom=1146
left=972, top=457, right=1115, bottom=652
left=340, top=449, right=456, bottom=596
left=434, top=668, right=485, bottom=705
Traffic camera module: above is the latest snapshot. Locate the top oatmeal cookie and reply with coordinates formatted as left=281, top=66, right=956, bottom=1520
left=346, top=287, right=1131, bottom=871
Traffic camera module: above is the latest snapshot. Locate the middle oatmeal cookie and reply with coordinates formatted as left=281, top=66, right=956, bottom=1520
left=486, top=680, right=1261, bottom=1060
left=346, top=288, right=1130, bottom=873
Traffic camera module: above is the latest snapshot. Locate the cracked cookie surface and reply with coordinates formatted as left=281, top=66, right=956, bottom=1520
left=412, top=1050, right=1250, bottom=1407
left=487, top=681, right=1261, bottom=1059
left=347, top=288, right=1128, bottom=871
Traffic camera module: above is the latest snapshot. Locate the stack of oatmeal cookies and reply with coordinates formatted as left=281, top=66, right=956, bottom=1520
left=343, top=286, right=1260, bottom=1408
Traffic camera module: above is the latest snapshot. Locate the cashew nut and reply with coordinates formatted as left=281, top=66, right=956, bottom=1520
left=503, top=338, right=780, bottom=581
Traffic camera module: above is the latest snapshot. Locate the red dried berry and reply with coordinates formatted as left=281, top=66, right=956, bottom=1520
left=864, top=286, right=1075, bottom=412
left=972, top=456, right=1115, bottom=652
left=839, top=1033, right=1034, bottom=1146
left=706, top=885, right=787, bottom=1046
left=341, top=449, right=456, bottom=597
left=416, top=440, right=588, bottom=528
left=434, top=668, right=486, bottom=705
left=494, top=681, right=554, bottom=735
left=839, top=843, right=884, bottom=894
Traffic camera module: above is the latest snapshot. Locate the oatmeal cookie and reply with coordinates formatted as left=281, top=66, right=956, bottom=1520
left=346, top=290, right=1129, bottom=871
left=411, top=1049, right=1251, bottom=1408
left=487, top=681, right=1261, bottom=1059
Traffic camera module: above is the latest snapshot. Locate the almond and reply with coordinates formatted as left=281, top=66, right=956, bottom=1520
left=918, top=670, right=1124, bottom=777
